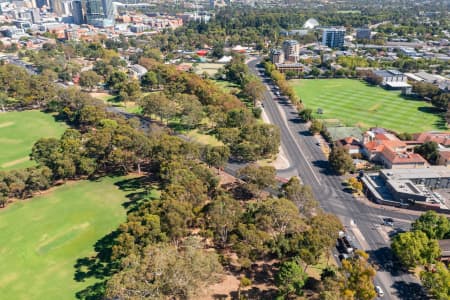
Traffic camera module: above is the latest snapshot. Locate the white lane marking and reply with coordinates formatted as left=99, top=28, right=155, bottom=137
left=256, top=68, right=322, bottom=186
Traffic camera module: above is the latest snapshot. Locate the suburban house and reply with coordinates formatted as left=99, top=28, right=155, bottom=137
left=413, top=132, right=450, bottom=147
left=372, top=69, right=412, bottom=92
left=410, top=132, right=450, bottom=167
left=362, top=130, right=428, bottom=169
left=337, top=137, right=362, bottom=155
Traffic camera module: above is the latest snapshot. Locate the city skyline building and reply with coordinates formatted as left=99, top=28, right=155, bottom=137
left=322, top=27, right=345, bottom=48
left=71, top=0, right=84, bottom=24
left=85, top=0, right=114, bottom=27
left=282, top=39, right=300, bottom=62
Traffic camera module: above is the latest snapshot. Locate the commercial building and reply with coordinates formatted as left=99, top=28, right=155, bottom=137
left=274, top=62, right=304, bottom=75
left=362, top=166, right=450, bottom=207
left=399, top=47, right=420, bottom=57
left=372, top=69, right=411, bottom=91
left=36, top=0, right=48, bottom=9
left=270, top=49, right=284, bottom=64
left=356, top=28, right=371, bottom=40
left=31, top=8, right=41, bottom=24
left=85, top=0, right=114, bottom=27
left=282, top=39, right=300, bottom=62
left=71, top=0, right=84, bottom=25
left=322, top=28, right=345, bottom=48
left=49, top=0, right=64, bottom=15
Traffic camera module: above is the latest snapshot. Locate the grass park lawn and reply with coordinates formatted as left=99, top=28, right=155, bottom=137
left=213, top=80, right=241, bottom=93
left=186, top=128, right=224, bottom=146
left=0, top=177, right=134, bottom=300
left=0, top=110, right=67, bottom=170
left=188, top=62, right=224, bottom=76
left=291, top=79, right=447, bottom=133
left=90, top=92, right=142, bottom=114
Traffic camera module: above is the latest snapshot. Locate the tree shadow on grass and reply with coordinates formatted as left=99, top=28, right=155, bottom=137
left=417, top=107, right=448, bottom=130
left=74, top=230, right=121, bottom=299
left=418, top=106, right=441, bottom=114
left=75, top=281, right=107, bottom=300
left=75, top=175, right=159, bottom=299
left=114, top=175, right=160, bottom=213
left=74, top=230, right=120, bottom=283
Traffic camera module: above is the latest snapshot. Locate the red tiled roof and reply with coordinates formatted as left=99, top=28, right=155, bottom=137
left=383, top=140, right=407, bottom=149
left=381, top=147, right=427, bottom=164
left=344, top=137, right=354, bottom=144
left=364, top=141, right=384, bottom=152
left=413, top=132, right=450, bottom=147
left=439, top=151, right=450, bottom=160
left=375, top=133, right=390, bottom=141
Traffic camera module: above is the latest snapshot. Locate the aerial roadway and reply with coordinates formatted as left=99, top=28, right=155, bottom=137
left=247, top=58, right=427, bottom=300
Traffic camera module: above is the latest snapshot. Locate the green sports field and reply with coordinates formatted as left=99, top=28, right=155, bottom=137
left=0, top=177, right=129, bottom=300
left=291, top=79, right=447, bottom=133
left=0, top=110, right=67, bottom=170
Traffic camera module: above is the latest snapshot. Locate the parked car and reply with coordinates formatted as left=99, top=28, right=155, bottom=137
left=375, top=285, right=384, bottom=297
left=383, top=218, right=394, bottom=227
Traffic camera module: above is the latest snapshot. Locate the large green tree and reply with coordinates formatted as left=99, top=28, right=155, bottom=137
left=391, top=230, right=441, bottom=268
left=339, top=250, right=377, bottom=300
left=412, top=211, right=450, bottom=240
left=207, top=195, right=242, bottom=247
left=79, top=70, right=101, bottom=91
left=414, top=141, right=439, bottom=165
left=329, top=146, right=353, bottom=175
left=275, top=260, right=308, bottom=298
left=106, top=239, right=223, bottom=299
left=420, top=262, right=450, bottom=300
left=281, top=176, right=318, bottom=218
left=243, top=76, right=266, bottom=106
left=237, top=164, right=277, bottom=198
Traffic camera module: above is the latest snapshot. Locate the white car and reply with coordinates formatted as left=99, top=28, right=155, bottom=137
left=375, top=285, right=384, bottom=297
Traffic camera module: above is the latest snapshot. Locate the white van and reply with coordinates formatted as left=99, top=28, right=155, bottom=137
left=375, top=285, right=384, bottom=297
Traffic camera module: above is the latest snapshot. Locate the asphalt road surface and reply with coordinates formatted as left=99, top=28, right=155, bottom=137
left=247, top=58, right=427, bottom=300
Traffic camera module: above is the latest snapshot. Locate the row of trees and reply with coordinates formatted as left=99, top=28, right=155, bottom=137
left=0, top=64, right=59, bottom=111
left=391, top=211, right=450, bottom=299
left=0, top=167, right=52, bottom=207
left=411, top=81, right=449, bottom=111
left=263, top=60, right=302, bottom=109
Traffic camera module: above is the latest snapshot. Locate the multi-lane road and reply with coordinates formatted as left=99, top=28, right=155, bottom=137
left=247, top=58, right=427, bottom=300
